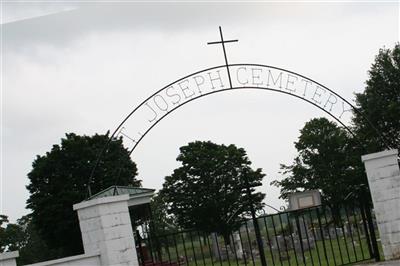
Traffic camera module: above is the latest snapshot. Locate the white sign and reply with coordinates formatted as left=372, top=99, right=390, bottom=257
left=288, top=190, right=321, bottom=210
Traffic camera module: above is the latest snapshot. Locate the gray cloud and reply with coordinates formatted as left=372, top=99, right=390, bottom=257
left=2, top=2, right=398, bottom=222
left=6, top=2, right=395, bottom=49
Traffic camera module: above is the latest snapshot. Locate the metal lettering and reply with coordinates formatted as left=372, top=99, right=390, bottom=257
left=339, top=101, right=352, bottom=118
left=208, top=70, right=225, bottom=90
left=178, top=79, right=194, bottom=99
left=311, top=85, right=326, bottom=105
left=323, top=93, right=337, bottom=112
left=153, top=94, right=169, bottom=111
left=251, top=68, right=263, bottom=86
left=165, top=85, right=181, bottom=105
left=267, top=70, right=283, bottom=88
left=192, top=75, right=205, bottom=94
left=144, top=102, right=158, bottom=123
left=285, top=74, right=298, bottom=92
left=236, top=67, right=248, bottom=85
left=301, top=79, right=312, bottom=97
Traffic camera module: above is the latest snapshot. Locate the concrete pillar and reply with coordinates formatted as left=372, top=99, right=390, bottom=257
left=362, top=149, right=400, bottom=260
left=0, top=251, right=19, bottom=266
left=73, top=194, right=139, bottom=266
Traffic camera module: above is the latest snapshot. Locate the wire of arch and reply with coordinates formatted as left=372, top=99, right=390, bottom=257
left=127, top=86, right=358, bottom=156
left=86, top=64, right=389, bottom=197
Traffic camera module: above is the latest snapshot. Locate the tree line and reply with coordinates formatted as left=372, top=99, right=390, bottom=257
left=272, top=44, right=400, bottom=207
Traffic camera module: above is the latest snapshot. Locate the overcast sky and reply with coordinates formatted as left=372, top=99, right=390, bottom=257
left=2, top=1, right=399, bottom=222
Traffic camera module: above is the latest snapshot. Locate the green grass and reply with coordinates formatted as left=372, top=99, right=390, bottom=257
left=144, top=209, right=383, bottom=266
left=146, top=234, right=382, bottom=266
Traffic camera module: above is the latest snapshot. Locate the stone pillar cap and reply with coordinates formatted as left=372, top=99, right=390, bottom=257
left=73, top=194, right=129, bottom=211
left=0, top=251, right=19, bottom=260
left=361, top=149, right=398, bottom=162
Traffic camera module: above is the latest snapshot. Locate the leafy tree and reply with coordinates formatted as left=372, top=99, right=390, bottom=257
left=161, top=141, right=265, bottom=244
left=140, top=194, right=179, bottom=261
left=272, top=118, right=368, bottom=208
left=3, top=224, right=25, bottom=252
left=128, top=193, right=178, bottom=261
left=150, top=193, right=178, bottom=236
left=0, top=215, right=10, bottom=252
left=0, top=214, right=57, bottom=265
left=26, top=133, right=140, bottom=258
left=0, top=215, right=25, bottom=253
left=16, top=215, right=58, bottom=266
left=352, top=43, right=400, bottom=152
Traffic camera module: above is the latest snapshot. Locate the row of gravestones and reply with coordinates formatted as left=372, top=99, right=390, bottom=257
left=210, top=221, right=370, bottom=261
left=270, top=222, right=366, bottom=253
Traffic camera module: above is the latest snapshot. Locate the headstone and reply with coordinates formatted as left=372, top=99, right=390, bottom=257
left=272, top=235, right=286, bottom=251
left=233, top=232, right=244, bottom=259
left=211, top=232, right=220, bottom=259
left=298, top=217, right=308, bottom=239
left=343, top=222, right=353, bottom=237
left=322, top=227, right=331, bottom=239
left=312, top=227, right=323, bottom=241
left=358, top=221, right=365, bottom=235
left=210, top=235, right=232, bottom=261
left=285, top=235, right=294, bottom=250
left=336, top=227, right=344, bottom=237
left=293, top=238, right=315, bottom=252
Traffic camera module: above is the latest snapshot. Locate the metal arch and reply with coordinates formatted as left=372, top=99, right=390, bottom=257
left=128, top=86, right=359, bottom=156
left=86, top=63, right=390, bottom=197
left=86, top=64, right=226, bottom=196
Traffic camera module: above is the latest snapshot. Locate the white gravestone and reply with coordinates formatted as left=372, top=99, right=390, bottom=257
left=233, top=232, right=244, bottom=259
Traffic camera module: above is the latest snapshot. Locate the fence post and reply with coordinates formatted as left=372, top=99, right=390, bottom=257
left=364, top=204, right=381, bottom=262
left=136, top=229, right=146, bottom=266
left=147, top=204, right=162, bottom=262
left=360, top=204, right=374, bottom=258
left=295, top=213, right=306, bottom=264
